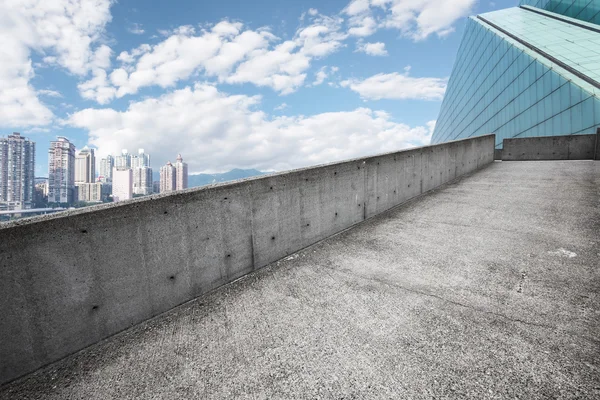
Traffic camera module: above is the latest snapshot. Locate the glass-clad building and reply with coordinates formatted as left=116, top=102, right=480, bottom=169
left=431, top=0, right=600, bottom=148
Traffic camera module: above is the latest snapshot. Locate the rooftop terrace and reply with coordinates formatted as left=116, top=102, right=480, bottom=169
left=2, top=159, right=599, bottom=399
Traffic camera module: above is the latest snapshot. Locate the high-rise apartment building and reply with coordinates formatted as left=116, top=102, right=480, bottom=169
left=112, top=167, right=133, bottom=202
left=174, top=154, right=188, bottom=191
left=75, top=146, right=95, bottom=184
left=432, top=0, right=600, bottom=148
left=160, top=155, right=188, bottom=193
left=159, top=161, right=176, bottom=193
left=131, top=148, right=150, bottom=169
left=0, top=132, right=36, bottom=210
left=48, top=137, right=75, bottom=205
left=133, top=166, right=153, bottom=195
left=131, top=149, right=152, bottom=196
left=115, top=149, right=131, bottom=169
left=99, top=155, right=114, bottom=182
left=34, top=180, right=47, bottom=208
left=75, top=182, right=104, bottom=203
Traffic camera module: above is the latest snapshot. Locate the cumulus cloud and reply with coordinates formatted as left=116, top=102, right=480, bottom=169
left=341, top=68, right=447, bottom=101
left=344, top=0, right=476, bottom=41
left=356, top=41, right=388, bottom=56
left=311, top=65, right=339, bottom=86
left=0, top=0, right=112, bottom=127
left=312, top=67, right=329, bottom=86
left=67, top=84, right=433, bottom=173
left=80, top=11, right=350, bottom=103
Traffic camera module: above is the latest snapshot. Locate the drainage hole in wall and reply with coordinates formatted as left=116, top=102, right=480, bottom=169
left=271, top=236, right=276, bottom=240
left=169, top=275, right=175, bottom=281
left=80, top=229, right=87, bottom=234
left=92, top=305, right=98, bottom=310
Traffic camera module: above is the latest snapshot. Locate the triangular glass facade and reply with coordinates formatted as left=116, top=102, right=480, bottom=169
left=432, top=3, right=600, bottom=148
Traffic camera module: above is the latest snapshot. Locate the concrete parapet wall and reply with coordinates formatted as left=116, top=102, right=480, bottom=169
left=0, top=134, right=495, bottom=385
left=502, top=132, right=599, bottom=161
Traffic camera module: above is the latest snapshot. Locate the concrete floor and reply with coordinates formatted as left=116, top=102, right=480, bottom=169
left=1, top=161, right=599, bottom=399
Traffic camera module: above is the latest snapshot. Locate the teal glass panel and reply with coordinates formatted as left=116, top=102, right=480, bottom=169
left=432, top=8, right=600, bottom=148
left=520, top=0, right=600, bottom=25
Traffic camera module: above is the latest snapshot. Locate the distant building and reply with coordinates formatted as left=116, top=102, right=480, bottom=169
left=133, top=166, right=153, bottom=195
left=130, top=149, right=152, bottom=196
left=75, top=146, right=95, bottom=184
left=48, top=137, right=75, bottom=205
left=174, top=154, right=188, bottom=191
left=33, top=181, right=47, bottom=208
left=99, top=155, right=114, bottom=182
left=160, top=155, right=188, bottom=193
left=152, top=180, right=160, bottom=194
left=112, top=167, right=132, bottom=202
left=0, top=132, right=36, bottom=210
left=115, top=149, right=131, bottom=169
left=131, top=148, right=150, bottom=169
left=75, top=182, right=103, bottom=203
left=159, top=161, right=176, bottom=193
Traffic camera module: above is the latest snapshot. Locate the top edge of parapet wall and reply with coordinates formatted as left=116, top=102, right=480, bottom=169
left=0, top=134, right=494, bottom=231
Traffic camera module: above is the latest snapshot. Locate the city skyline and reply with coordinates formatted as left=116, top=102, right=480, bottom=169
left=1, top=131, right=192, bottom=209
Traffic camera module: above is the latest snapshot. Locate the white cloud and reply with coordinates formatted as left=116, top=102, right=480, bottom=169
left=67, top=84, right=433, bottom=173
left=311, top=66, right=340, bottom=86
left=274, top=102, right=288, bottom=111
left=344, top=0, right=476, bottom=41
left=81, top=11, right=350, bottom=103
left=348, top=16, right=378, bottom=37
left=224, top=39, right=309, bottom=95
left=312, top=67, right=329, bottom=86
left=0, top=0, right=112, bottom=127
left=77, top=44, right=116, bottom=105
left=341, top=69, right=447, bottom=101
left=345, top=0, right=372, bottom=16
left=128, top=23, right=145, bottom=35
left=296, top=14, right=347, bottom=58
left=38, top=89, right=63, bottom=98
left=308, top=8, right=319, bottom=16
left=356, top=41, right=388, bottom=56
left=24, top=127, right=51, bottom=134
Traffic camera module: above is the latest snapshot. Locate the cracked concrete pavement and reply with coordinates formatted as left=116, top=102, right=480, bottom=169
left=1, top=160, right=599, bottom=399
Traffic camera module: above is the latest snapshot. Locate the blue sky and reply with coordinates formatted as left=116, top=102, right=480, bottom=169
left=2, top=0, right=517, bottom=176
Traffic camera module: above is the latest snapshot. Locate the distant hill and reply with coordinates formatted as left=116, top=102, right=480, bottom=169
left=152, top=168, right=266, bottom=188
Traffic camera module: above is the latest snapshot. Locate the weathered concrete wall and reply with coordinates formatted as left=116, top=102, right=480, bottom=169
left=596, top=128, right=600, bottom=160
left=0, top=134, right=495, bottom=385
left=502, top=133, right=598, bottom=161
